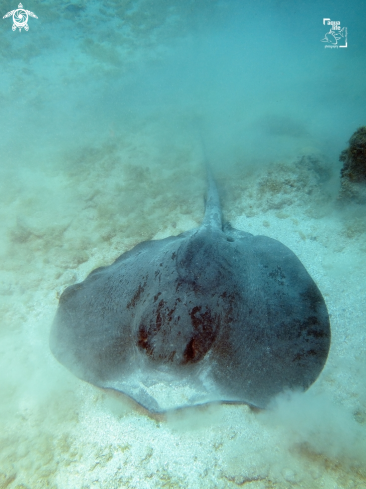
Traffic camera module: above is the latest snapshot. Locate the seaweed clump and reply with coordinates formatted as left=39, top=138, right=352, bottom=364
left=339, top=126, right=366, bottom=203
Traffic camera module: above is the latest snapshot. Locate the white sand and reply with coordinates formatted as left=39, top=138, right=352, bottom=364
left=1, top=131, right=366, bottom=489
left=1, top=2, right=366, bottom=488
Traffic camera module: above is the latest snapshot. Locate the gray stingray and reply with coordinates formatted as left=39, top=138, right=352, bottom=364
left=50, top=168, right=330, bottom=413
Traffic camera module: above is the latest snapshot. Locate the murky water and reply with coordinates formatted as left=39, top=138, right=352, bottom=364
left=1, top=1, right=365, bottom=488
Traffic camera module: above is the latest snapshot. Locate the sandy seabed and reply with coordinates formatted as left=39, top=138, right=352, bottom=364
left=0, top=125, right=366, bottom=489
left=1, top=1, right=366, bottom=487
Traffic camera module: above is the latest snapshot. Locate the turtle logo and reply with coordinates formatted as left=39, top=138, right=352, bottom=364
left=3, top=3, right=38, bottom=32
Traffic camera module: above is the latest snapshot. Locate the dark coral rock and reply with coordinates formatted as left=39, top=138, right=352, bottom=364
left=339, top=126, right=366, bottom=203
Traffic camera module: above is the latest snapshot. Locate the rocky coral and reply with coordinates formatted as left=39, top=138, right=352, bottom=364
left=339, top=126, right=366, bottom=203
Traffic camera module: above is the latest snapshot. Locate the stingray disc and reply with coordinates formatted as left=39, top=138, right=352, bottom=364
left=50, top=169, right=331, bottom=412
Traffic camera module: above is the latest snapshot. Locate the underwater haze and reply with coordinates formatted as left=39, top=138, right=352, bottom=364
left=1, top=0, right=366, bottom=488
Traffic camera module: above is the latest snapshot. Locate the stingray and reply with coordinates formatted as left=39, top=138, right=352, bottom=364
left=50, top=167, right=330, bottom=413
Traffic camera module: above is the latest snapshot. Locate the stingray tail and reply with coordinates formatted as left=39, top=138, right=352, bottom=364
left=197, top=125, right=222, bottom=230
left=203, top=164, right=222, bottom=230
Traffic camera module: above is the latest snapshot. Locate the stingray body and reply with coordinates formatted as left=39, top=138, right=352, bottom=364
left=50, top=169, right=330, bottom=412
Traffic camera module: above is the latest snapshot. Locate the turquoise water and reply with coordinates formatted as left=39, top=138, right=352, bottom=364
left=0, top=1, right=366, bottom=488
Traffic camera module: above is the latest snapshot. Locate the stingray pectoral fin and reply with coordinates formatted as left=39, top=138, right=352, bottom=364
left=210, top=233, right=331, bottom=407
left=50, top=264, right=136, bottom=384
